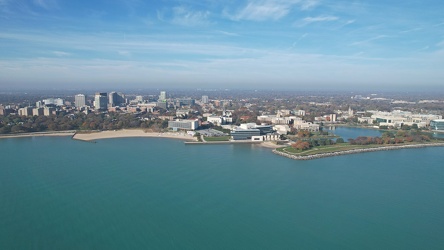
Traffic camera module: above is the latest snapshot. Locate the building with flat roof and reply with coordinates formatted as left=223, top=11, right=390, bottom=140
left=0, top=106, right=15, bottom=116
left=168, top=119, right=199, bottom=130
left=44, top=107, right=55, bottom=116
left=231, top=128, right=261, bottom=140
left=156, top=101, right=168, bottom=110
left=176, top=98, right=195, bottom=107
left=109, top=92, right=126, bottom=107
left=231, top=123, right=275, bottom=140
left=202, top=95, right=209, bottom=104
left=207, top=115, right=223, bottom=126
left=18, top=107, right=33, bottom=116
left=94, top=92, right=108, bottom=111
left=159, top=91, right=167, bottom=101
left=43, top=98, right=64, bottom=106
left=75, top=94, right=86, bottom=108
left=32, top=108, right=44, bottom=116
left=430, top=120, right=444, bottom=131
left=365, top=110, right=441, bottom=128
left=293, top=120, right=320, bottom=131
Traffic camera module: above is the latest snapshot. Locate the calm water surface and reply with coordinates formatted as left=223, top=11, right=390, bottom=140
left=325, top=126, right=382, bottom=140
left=1, top=131, right=443, bottom=249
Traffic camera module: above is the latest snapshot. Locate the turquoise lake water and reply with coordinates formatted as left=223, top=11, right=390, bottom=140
left=1, top=128, right=444, bottom=249
left=326, top=126, right=382, bottom=140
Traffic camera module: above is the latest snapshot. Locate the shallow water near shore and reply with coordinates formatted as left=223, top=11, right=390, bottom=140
left=1, top=135, right=444, bottom=249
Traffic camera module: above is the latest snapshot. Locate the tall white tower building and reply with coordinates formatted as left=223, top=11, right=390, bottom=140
left=75, top=94, right=86, bottom=108
left=202, top=95, right=209, bottom=104
left=159, top=91, right=166, bottom=101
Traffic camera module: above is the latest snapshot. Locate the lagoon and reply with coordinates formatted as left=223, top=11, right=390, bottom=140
left=325, top=126, right=382, bottom=140
left=1, top=131, right=444, bottom=249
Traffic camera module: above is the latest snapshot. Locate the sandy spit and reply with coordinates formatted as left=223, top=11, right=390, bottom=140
left=273, top=142, right=444, bottom=160
left=0, top=131, right=76, bottom=139
left=72, top=129, right=197, bottom=141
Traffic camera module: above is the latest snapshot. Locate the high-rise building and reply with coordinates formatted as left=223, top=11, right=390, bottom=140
left=94, top=92, right=108, bottom=111
left=0, top=106, right=14, bottom=116
left=202, top=95, right=209, bottom=104
left=109, top=92, right=126, bottom=106
left=159, top=91, right=166, bottom=101
left=18, top=107, right=33, bottom=116
left=32, top=108, right=44, bottom=116
left=44, top=107, right=55, bottom=116
left=177, top=98, right=195, bottom=106
left=75, top=94, right=86, bottom=108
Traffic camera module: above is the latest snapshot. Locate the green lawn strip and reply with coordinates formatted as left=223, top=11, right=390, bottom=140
left=203, top=136, right=231, bottom=141
left=277, top=141, right=442, bottom=156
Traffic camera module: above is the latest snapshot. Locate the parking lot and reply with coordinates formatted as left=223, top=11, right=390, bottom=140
left=197, top=129, right=227, bottom=137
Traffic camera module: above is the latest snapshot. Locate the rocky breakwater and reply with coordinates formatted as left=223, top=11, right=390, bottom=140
left=273, top=143, right=444, bottom=160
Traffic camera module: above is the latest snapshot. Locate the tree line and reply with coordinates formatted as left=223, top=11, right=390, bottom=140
left=0, top=113, right=171, bottom=134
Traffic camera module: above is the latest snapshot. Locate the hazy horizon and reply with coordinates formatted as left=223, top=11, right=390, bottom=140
left=1, top=0, right=443, bottom=89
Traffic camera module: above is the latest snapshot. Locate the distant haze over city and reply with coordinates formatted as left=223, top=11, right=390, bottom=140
left=1, top=0, right=443, bottom=89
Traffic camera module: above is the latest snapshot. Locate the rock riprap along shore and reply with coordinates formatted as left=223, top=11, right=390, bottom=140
left=273, top=143, right=444, bottom=160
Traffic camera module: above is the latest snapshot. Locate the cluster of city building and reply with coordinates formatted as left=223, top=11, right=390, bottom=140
left=357, top=110, right=442, bottom=128
left=2, top=90, right=444, bottom=141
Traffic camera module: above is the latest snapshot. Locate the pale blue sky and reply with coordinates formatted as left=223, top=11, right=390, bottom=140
left=0, top=0, right=443, bottom=89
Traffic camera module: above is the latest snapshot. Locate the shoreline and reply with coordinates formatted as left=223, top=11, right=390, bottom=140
left=0, top=130, right=283, bottom=147
left=0, top=131, right=76, bottom=139
left=72, top=129, right=197, bottom=142
left=184, top=139, right=286, bottom=148
left=3, top=130, right=442, bottom=160
left=273, top=142, right=444, bottom=160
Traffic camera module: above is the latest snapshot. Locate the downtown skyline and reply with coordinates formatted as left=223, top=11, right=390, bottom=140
left=1, top=0, right=443, bottom=90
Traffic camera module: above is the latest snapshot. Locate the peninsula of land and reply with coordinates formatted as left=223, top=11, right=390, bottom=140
left=273, top=142, right=444, bottom=160
left=0, top=130, right=76, bottom=139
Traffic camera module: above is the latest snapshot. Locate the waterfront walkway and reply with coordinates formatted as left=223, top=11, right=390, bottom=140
left=273, top=142, right=444, bottom=160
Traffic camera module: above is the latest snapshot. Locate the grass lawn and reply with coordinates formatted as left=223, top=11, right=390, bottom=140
left=204, top=136, right=231, bottom=142
left=276, top=140, right=442, bottom=156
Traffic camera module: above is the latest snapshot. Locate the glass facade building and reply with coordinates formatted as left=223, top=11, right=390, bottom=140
left=231, top=129, right=261, bottom=140
left=430, top=120, right=444, bottom=131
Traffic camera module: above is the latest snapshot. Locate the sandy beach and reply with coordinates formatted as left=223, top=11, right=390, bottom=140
left=73, top=129, right=197, bottom=141
left=0, top=131, right=76, bottom=139
left=258, top=141, right=287, bottom=149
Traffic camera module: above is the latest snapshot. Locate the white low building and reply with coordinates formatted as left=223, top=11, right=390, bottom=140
left=358, top=117, right=374, bottom=123
left=273, top=125, right=291, bottom=135
left=293, top=120, right=319, bottom=132
left=365, top=110, right=441, bottom=128
left=257, top=115, right=300, bottom=125
left=168, top=119, right=199, bottom=130
left=207, top=115, right=223, bottom=126
left=251, top=134, right=280, bottom=141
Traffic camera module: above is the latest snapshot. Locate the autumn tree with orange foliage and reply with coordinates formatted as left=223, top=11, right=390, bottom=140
left=297, top=130, right=311, bottom=138
left=291, top=140, right=311, bottom=150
